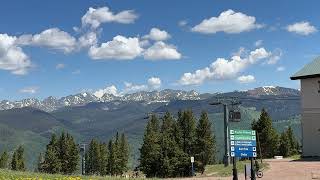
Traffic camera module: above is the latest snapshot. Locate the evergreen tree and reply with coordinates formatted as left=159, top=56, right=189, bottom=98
left=119, top=133, right=129, bottom=175
left=158, top=112, right=181, bottom=178
left=195, top=111, right=216, bottom=174
left=99, top=142, right=108, bottom=176
left=286, top=126, right=299, bottom=155
left=0, top=151, right=9, bottom=169
left=176, top=110, right=196, bottom=176
left=252, top=109, right=279, bottom=158
left=139, top=114, right=161, bottom=177
left=36, top=153, right=44, bottom=172
left=42, top=134, right=61, bottom=174
left=107, top=139, right=115, bottom=175
left=85, top=139, right=101, bottom=175
left=64, top=133, right=79, bottom=174
left=11, top=151, right=17, bottom=171
left=279, top=131, right=290, bottom=157
left=11, top=146, right=25, bottom=171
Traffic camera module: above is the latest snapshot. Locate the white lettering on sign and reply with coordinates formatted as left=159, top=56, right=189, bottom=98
left=239, top=147, right=249, bottom=151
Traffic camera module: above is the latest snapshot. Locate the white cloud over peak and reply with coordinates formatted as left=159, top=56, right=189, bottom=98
left=179, top=47, right=271, bottom=85
left=17, top=28, right=77, bottom=53
left=287, top=21, right=317, bottom=35
left=237, top=75, right=255, bottom=83
left=0, top=34, right=32, bottom=75
left=123, top=82, right=148, bottom=93
left=144, top=41, right=181, bottom=60
left=89, top=35, right=143, bottom=60
left=148, top=77, right=162, bottom=89
left=81, top=7, right=138, bottom=29
left=192, top=9, right=262, bottom=34
left=19, top=86, right=39, bottom=94
left=143, top=28, right=171, bottom=41
left=94, top=85, right=118, bottom=98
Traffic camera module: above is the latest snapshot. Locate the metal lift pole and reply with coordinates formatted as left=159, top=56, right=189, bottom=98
left=223, top=104, right=230, bottom=167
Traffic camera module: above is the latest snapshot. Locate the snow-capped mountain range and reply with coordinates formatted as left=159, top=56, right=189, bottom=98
left=0, top=86, right=300, bottom=112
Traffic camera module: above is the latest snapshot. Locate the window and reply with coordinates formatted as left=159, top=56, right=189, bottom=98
left=318, top=81, right=320, bottom=93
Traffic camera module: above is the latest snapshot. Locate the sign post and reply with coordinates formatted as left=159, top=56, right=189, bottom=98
left=230, top=129, right=257, bottom=180
left=191, top=156, right=195, bottom=176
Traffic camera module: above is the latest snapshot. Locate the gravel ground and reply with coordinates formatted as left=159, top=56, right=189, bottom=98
left=173, top=158, right=320, bottom=180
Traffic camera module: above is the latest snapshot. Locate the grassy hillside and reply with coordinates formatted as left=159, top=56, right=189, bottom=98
left=0, top=169, right=149, bottom=180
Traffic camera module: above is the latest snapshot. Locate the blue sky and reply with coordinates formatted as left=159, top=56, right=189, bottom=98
left=1, top=0, right=320, bottom=100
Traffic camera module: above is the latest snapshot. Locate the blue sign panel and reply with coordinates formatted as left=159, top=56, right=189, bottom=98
left=231, top=151, right=257, bottom=158
left=230, top=140, right=256, bottom=147
left=231, top=146, right=256, bottom=152
left=230, top=129, right=257, bottom=158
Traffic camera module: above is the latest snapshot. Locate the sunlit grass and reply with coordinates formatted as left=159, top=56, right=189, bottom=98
left=0, top=169, right=151, bottom=180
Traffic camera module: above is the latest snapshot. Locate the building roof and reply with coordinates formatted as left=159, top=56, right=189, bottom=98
left=291, top=57, right=320, bottom=80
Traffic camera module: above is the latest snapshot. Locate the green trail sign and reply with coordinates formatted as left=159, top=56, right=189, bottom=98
left=230, top=129, right=257, bottom=158
left=230, top=129, right=255, bottom=136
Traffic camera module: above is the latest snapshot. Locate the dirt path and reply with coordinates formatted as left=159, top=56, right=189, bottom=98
left=173, top=158, right=320, bottom=180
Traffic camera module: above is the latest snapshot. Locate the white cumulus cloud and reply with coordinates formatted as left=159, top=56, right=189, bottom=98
left=17, top=28, right=77, bottom=53
left=192, top=9, right=262, bottom=34
left=81, top=7, right=138, bottom=29
left=179, top=47, right=270, bottom=85
left=144, top=41, right=181, bottom=60
left=287, top=21, right=317, bottom=35
left=237, top=75, right=255, bottom=83
left=148, top=77, right=162, bottom=89
left=19, top=86, right=39, bottom=94
left=94, top=85, right=118, bottom=98
left=89, top=35, right=143, bottom=60
left=123, top=82, right=148, bottom=93
left=143, top=28, right=171, bottom=41
left=0, top=34, right=32, bottom=75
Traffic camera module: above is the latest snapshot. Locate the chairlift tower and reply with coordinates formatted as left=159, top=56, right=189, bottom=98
left=210, top=97, right=241, bottom=167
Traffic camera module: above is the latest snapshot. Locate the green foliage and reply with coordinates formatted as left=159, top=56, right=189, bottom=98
left=0, top=151, right=9, bottom=169
left=252, top=109, right=279, bottom=158
left=85, top=132, right=129, bottom=176
left=279, top=126, right=300, bottom=157
left=139, top=110, right=216, bottom=178
left=11, top=146, right=25, bottom=171
left=194, top=111, right=216, bottom=174
left=279, top=131, right=290, bottom=157
left=139, top=114, right=161, bottom=177
left=41, top=132, right=79, bottom=174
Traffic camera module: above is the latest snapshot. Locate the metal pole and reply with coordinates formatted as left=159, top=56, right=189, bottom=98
left=191, top=162, right=194, bottom=176
left=223, top=104, right=230, bottom=167
left=250, top=158, right=256, bottom=180
left=232, top=157, right=238, bottom=180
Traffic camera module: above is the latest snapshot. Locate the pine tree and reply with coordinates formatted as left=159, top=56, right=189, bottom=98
left=279, top=131, right=290, bottom=157
left=36, top=153, right=44, bottom=172
left=286, top=126, right=299, bottom=155
left=63, top=133, right=79, bottom=174
left=11, top=151, right=17, bottom=171
left=252, top=109, right=279, bottom=158
left=195, top=111, right=216, bottom=174
left=119, top=133, right=129, bottom=175
left=99, top=142, right=108, bottom=176
left=0, top=151, right=9, bottom=169
left=176, top=110, right=196, bottom=176
left=158, top=112, right=180, bottom=178
left=139, top=114, right=161, bottom=177
left=43, top=134, right=61, bottom=173
left=11, top=146, right=25, bottom=171
left=107, top=139, right=115, bottom=175
left=86, top=139, right=101, bottom=175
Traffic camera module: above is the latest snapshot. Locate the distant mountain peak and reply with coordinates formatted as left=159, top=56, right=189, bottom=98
left=0, top=89, right=202, bottom=112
